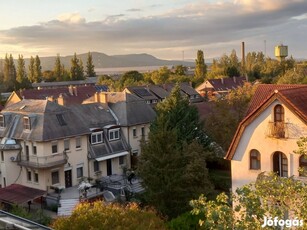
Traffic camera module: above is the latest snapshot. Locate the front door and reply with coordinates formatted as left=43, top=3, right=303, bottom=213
left=107, top=159, right=112, bottom=176
left=65, top=170, right=72, bottom=188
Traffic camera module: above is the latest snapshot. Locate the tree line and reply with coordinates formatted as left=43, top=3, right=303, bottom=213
left=0, top=52, right=96, bottom=92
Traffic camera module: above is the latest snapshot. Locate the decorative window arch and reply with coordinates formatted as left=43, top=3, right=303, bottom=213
left=274, top=104, right=284, bottom=122
left=273, top=151, right=288, bottom=177
left=250, top=149, right=261, bottom=170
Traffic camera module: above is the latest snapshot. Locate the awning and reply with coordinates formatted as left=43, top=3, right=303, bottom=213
left=95, top=151, right=129, bottom=162
left=0, top=184, right=46, bottom=205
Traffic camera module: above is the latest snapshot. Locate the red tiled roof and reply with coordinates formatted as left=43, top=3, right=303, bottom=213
left=225, top=84, right=307, bottom=160
left=205, top=76, right=245, bottom=91
left=16, top=85, right=97, bottom=105
left=0, top=184, right=46, bottom=204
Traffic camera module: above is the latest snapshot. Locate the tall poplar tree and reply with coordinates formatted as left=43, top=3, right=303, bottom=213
left=70, top=53, right=84, bottom=80
left=34, top=55, right=42, bottom=83
left=86, top=52, right=96, bottom=78
left=3, top=54, right=16, bottom=91
left=28, top=56, right=35, bottom=83
left=16, top=54, right=30, bottom=89
left=194, top=50, right=207, bottom=83
left=54, top=54, right=63, bottom=81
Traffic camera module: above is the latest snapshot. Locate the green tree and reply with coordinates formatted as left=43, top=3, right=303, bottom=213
left=33, top=55, right=42, bottom=83
left=53, top=54, right=64, bottom=81
left=194, top=50, right=207, bottom=84
left=3, top=54, right=16, bottom=91
left=174, top=65, right=187, bottom=75
left=151, top=66, right=170, bottom=85
left=42, top=70, right=56, bottom=82
left=28, top=56, right=35, bottom=83
left=86, top=52, right=96, bottom=78
left=191, top=172, right=307, bottom=230
left=70, top=53, right=84, bottom=80
left=51, top=202, right=165, bottom=230
left=138, top=85, right=213, bottom=219
left=16, top=54, right=30, bottom=89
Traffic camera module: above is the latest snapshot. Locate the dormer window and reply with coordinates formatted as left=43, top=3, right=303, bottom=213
left=0, top=115, right=5, bottom=128
left=91, top=131, right=103, bottom=144
left=109, top=128, right=120, bottom=141
left=23, top=117, right=31, bottom=130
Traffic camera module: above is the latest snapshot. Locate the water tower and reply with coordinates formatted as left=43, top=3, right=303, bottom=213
left=275, top=44, right=288, bottom=62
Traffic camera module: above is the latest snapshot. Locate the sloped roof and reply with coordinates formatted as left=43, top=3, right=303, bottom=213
left=148, top=85, right=169, bottom=99
left=1, top=100, right=90, bottom=141
left=225, top=84, right=307, bottom=160
left=0, top=184, right=46, bottom=205
left=197, top=76, right=245, bottom=92
left=125, top=86, right=159, bottom=101
left=15, top=85, right=98, bottom=105
left=107, top=92, right=156, bottom=126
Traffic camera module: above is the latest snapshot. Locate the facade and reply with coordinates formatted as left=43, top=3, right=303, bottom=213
left=225, top=85, right=307, bottom=192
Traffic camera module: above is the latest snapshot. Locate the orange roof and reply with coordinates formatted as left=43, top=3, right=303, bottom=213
left=225, top=84, right=307, bottom=160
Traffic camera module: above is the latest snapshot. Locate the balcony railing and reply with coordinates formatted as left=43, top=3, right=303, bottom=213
left=267, top=122, right=288, bottom=139
left=17, top=152, right=68, bottom=169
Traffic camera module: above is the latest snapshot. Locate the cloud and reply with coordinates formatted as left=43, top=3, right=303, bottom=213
left=126, top=8, right=141, bottom=12
left=0, top=1, right=306, bottom=59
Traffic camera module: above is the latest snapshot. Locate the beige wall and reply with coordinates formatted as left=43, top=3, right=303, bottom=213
left=231, top=99, right=307, bottom=192
left=0, top=149, right=22, bottom=187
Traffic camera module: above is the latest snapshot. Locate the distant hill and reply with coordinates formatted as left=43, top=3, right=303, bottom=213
left=22, top=52, right=194, bottom=71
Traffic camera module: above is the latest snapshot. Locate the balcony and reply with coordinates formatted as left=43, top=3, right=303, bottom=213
left=17, top=152, right=68, bottom=169
left=267, top=121, right=288, bottom=139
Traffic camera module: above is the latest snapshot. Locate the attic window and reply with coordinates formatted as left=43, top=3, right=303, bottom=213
left=56, top=114, right=67, bottom=126
left=109, top=128, right=120, bottom=141
left=0, top=115, right=5, bottom=128
left=23, top=117, right=31, bottom=130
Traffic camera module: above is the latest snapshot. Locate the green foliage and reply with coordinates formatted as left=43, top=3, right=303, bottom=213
left=28, top=56, right=35, bottom=83
left=294, top=137, right=307, bottom=176
left=86, top=52, right=96, bottom=78
left=3, top=54, right=16, bottom=91
left=167, top=211, right=201, bottom=230
left=70, top=53, right=85, bottom=81
left=174, top=65, right=187, bottom=76
left=53, top=54, right=67, bottom=81
left=191, top=172, right=307, bottom=230
left=119, top=70, right=144, bottom=89
left=139, top=84, right=213, bottom=219
left=51, top=201, right=166, bottom=230
left=34, top=55, right=42, bottom=83
left=16, top=54, right=31, bottom=89
left=150, top=66, right=171, bottom=85
left=42, top=70, right=56, bottom=82
left=194, top=50, right=207, bottom=82
left=277, top=66, right=307, bottom=84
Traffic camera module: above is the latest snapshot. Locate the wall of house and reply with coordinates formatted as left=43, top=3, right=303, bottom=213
left=231, top=99, right=307, bottom=193
left=0, top=149, right=22, bottom=187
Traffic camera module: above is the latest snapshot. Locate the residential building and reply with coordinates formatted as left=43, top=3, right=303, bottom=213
left=225, top=84, right=307, bottom=193
left=196, top=76, right=245, bottom=98
left=124, top=86, right=160, bottom=105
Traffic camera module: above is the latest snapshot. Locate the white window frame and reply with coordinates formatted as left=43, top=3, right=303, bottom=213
left=51, top=170, right=60, bottom=185
left=77, top=166, right=83, bottom=178
left=51, top=141, right=58, bottom=154
left=109, top=128, right=120, bottom=141
left=91, top=131, right=103, bottom=144
left=132, top=128, right=137, bottom=137
left=64, top=139, right=70, bottom=151
left=23, top=117, right=31, bottom=130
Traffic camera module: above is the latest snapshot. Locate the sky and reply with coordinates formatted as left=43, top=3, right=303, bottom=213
left=0, top=0, right=307, bottom=61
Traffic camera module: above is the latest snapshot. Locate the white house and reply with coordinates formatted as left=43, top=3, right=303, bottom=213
left=225, top=84, right=307, bottom=192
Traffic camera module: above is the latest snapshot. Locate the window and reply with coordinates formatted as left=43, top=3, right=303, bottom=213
left=51, top=142, right=58, bottom=154
left=76, top=137, right=81, bottom=149
left=34, top=171, right=39, bottom=183
left=93, top=161, right=100, bottom=172
left=146, top=100, right=150, bottom=104
left=27, top=170, right=32, bottom=181
left=56, top=114, right=67, bottom=126
left=274, top=105, right=284, bottom=122
left=64, top=139, right=70, bottom=151
left=299, top=155, right=307, bottom=176
left=273, top=151, right=288, bottom=177
left=23, top=117, right=31, bottom=130
left=119, top=156, right=125, bottom=165
left=33, top=145, right=37, bottom=155
left=51, top=171, right=59, bottom=185
left=250, top=149, right=261, bottom=170
left=0, top=115, right=5, bottom=128
left=141, top=127, right=145, bottom=136
left=133, top=128, right=137, bottom=137
left=77, top=167, right=83, bottom=178
left=91, top=132, right=103, bottom=144
left=109, top=129, right=120, bottom=141
left=1, top=151, right=3, bottom=161
left=132, top=150, right=139, bottom=157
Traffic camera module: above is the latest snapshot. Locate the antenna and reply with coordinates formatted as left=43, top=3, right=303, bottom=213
left=264, top=40, right=266, bottom=57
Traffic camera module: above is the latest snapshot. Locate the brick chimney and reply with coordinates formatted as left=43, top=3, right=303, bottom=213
left=47, top=96, right=54, bottom=102
left=233, top=76, right=236, bottom=83
left=99, top=92, right=108, bottom=104
left=73, top=86, right=78, bottom=96
left=94, top=92, right=99, bottom=102
left=221, top=78, right=224, bottom=84
left=58, top=94, right=65, bottom=106
left=68, top=85, right=74, bottom=96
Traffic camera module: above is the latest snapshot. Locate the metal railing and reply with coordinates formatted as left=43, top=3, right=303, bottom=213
left=267, top=122, right=288, bottom=139
left=17, top=152, right=68, bottom=169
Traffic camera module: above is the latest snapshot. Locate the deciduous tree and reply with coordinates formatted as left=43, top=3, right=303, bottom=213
left=3, top=54, right=16, bottom=91
left=16, top=55, right=30, bottom=89
left=194, top=50, right=207, bottom=84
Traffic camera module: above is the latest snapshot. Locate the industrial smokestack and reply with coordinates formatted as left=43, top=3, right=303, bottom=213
left=241, top=41, right=248, bottom=82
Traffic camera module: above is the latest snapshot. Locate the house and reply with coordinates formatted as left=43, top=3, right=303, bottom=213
left=83, top=92, right=156, bottom=168
left=124, top=86, right=160, bottom=105
left=196, top=76, right=245, bottom=98
left=163, top=82, right=203, bottom=103
left=5, top=85, right=105, bottom=107
left=0, top=99, right=130, bottom=191
left=31, top=78, right=99, bottom=89
left=225, top=84, right=307, bottom=193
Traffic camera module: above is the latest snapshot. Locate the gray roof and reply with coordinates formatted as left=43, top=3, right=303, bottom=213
left=125, top=86, right=159, bottom=101
left=148, top=85, right=169, bottom=99
left=107, top=92, right=156, bottom=126
left=1, top=100, right=90, bottom=141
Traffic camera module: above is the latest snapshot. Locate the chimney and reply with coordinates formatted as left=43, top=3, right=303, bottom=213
left=233, top=76, right=236, bottom=83
left=47, top=96, right=54, bottom=102
left=68, top=85, right=74, bottom=96
left=99, top=92, right=108, bottom=104
left=58, top=94, right=65, bottom=106
left=73, top=86, right=78, bottom=96
left=94, top=92, right=99, bottom=103
left=221, top=78, right=224, bottom=84
left=241, top=42, right=245, bottom=70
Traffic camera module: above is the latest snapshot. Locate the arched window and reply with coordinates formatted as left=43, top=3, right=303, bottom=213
left=274, top=105, right=284, bottom=122
left=299, top=155, right=307, bottom=176
left=250, top=149, right=261, bottom=170
left=273, top=151, right=288, bottom=177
